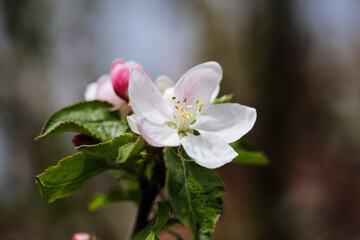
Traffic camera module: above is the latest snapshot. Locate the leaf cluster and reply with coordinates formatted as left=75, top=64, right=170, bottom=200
left=35, top=99, right=268, bottom=239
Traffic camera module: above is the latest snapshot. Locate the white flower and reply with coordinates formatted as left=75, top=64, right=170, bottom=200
left=127, top=62, right=256, bottom=169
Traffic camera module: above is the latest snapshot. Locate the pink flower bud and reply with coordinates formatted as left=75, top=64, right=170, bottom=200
left=72, top=233, right=91, bottom=240
left=111, top=59, right=149, bottom=101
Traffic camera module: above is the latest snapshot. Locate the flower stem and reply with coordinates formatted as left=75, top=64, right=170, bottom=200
left=131, top=151, right=166, bottom=237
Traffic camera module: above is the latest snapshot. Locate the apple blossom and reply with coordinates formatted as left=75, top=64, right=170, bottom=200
left=111, top=59, right=149, bottom=101
left=84, top=74, right=126, bottom=111
left=127, top=61, right=257, bottom=169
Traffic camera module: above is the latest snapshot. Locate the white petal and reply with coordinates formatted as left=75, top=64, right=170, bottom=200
left=162, top=87, right=174, bottom=103
left=155, top=75, right=175, bottom=93
left=174, top=61, right=222, bottom=105
left=137, top=117, right=180, bottom=147
left=210, top=84, right=220, bottom=102
left=129, top=69, right=174, bottom=124
left=127, top=114, right=139, bottom=134
left=84, top=82, right=98, bottom=100
left=191, top=103, right=256, bottom=143
left=181, top=133, right=237, bottom=169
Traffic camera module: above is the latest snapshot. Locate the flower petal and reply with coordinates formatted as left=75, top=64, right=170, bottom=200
left=210, top=84, right=220, bottom=102
left=155, top=75, right=174, bottom=94
left=129, top=68, right=174, bottom=124
left=84, top=82, right=98, bottom=100
left=162, top=87, right=174, bottom=103
left=137, top=117, right=180, bottom=147
left=174, top=61, right=222, bottom=105
left=181, top=133, right=238, bottom=169
left=191, top=103, right=256, bottom=143
left=127, top=114, right=139, bottom=134
left=96, top=75, right=126, bottom=110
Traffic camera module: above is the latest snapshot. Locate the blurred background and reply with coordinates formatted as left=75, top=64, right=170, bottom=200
left=0, top=0, right=359, bottom=239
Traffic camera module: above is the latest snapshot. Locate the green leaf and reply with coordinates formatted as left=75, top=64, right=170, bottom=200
left=116, top=136, right=145, bottom=163
left=76, top=133, right=139, bottom=159
left=164, top=148, right=225, bottom=240
left=212, top=94, right=233, bottom=104
left=36, top=152, right=108, bottom=203
left=88, top=185, right=140, bottom=211
left=230, top=140, right=269, bottom=165
left=134, top=202, right=170, bottom=240
left=36, top=100, right=127, bottom=141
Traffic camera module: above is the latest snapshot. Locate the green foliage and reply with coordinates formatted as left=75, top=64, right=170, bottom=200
left=36, top=100, right=127, bottom=141
left=230, top=139, right=269, bottom=165
left=116, top=136, right=145, bottom=163
left=88, top=185, right=140, bottom=211
left=164, top=148, right=225, bottom=240
left=76, top=133, right=139, bottom=159
left=36, top=152, right=108, bottom=203
left=212, top=94, right=233, bottom=104
left=133, top=202, right=170, bottom=240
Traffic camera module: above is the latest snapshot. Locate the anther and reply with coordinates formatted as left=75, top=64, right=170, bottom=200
left=183, top=97, right=187, bottom=103
left=199, top=104, right=204, bottom=108
left=180, top=106, right=185, bottom=112
left=202, top=113, right=206, bottom=115
left=172, top=96, right=176, bottom=100
left=186, top=105, right=193, bottom=109
left=176, top=100, right=180, bottom=104
left=198, top=107, right=202, bottom=112
left=195, top=99, right=199, bottom=104
left=175, top=106, right=179, bottom=109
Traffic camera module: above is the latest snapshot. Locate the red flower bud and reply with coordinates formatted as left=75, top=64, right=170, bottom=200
left=71, top=134, right=98, bottom=147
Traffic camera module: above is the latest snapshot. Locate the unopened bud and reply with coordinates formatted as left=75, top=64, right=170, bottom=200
left=72, top=134, right=98, bottom=147
left=111, top=59, right=149, bottom=101
left=71, top=233, right=91, bottom=240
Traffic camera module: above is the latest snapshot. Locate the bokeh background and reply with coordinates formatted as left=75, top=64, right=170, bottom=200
left=0, top=0, right=359, bottom=239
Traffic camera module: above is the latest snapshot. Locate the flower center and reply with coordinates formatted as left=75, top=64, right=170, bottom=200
left=170, top=96, right=206, bottom=133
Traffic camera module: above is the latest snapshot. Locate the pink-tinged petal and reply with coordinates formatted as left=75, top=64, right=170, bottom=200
left=96, top=75, right=126, bottom=110
left=174, top=61, right=222, bottom=105
left=84, top=82, right=98, bottom=100
left=191, top=103, right=256, bottom=143
left=129, top=68, right=173, bottom=124
left=180, top=133, right=237, bottom=169
left=111, top=60, right=149, bottom=101
left=125, top=61, right=149, bottom=75
left=71, top=233, right=91, bottom=240
left=137, top=117, right=180, bottom=147
left=127, top=114, right=139, bottom=134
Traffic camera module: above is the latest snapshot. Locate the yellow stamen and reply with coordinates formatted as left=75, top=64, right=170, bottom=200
left=172, top=96, right=176, bottom=100
left=183, top=97, right=187, bottom=103
left=180, top=106, right=185, bottom=112
left=199, top=104, right=204, bottom=108
left=198, top=107, right=202, bottom=112
left=189, top=112, right=194, bottom=118
left=176, top=100, right=180, bottom=104
left=195, top=99, right=199, bottom=104
left=186, top=105, right=193, bottom=109
left=175, top=106, right=179, bottom=109
left=202, top=113, right=206, bottom=115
